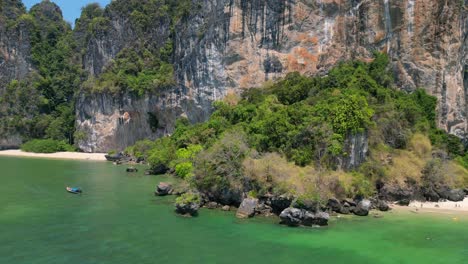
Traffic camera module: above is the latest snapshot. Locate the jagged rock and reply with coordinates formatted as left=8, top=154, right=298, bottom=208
left=379, top=184, right=416, bottom=202
left=422, top=186, right=441, bottom=202
left=155, top=182, right=172, bottom=196
left=353, top=199, right=371, bottom=216
left=267, top=195, right=293, bottom=214
left=255, top=203, right=273, bottom=216
left=126, top=167, right=138, bottom=173
left=175, top=202, right=200, bottom=217
left=222, top=205, right=231, bottom=211
left=342, top=198, right=357, bottom=207
left=279, top=208, right=304, bottom=227
left=447, top=189, right=465, bottom=202
left=327, top=198, right=343, bottom=213
left=340, top=205, right=351, bottom=215
left=279, top=208, right=329, bottom=227
left=436, top=186, right=452, bottom=200
left=292, top=198, right=320, bottom=212
left=175, top=192, right=201, bottom=216
left=376, top=200, right=390, bottom=212
left=303, top=211, right=330, bottom=227
left=236, top=198, right=259, bottom=218
left=464, top=188, right=468, bottom=196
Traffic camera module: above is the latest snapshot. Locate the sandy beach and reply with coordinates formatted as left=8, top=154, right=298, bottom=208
left=0, top=149, right=107, bottom=161
left=391, top=198, right=468, bottom=215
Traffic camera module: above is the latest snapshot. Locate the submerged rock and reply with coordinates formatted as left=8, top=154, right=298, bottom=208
left=236, top=198, right=259, bottom=218
left=222, top=205, right=231, bottom=211
left=126, top=167, right=138, bottom=173
left=353, top=199, right=371, bottom=216
left=155, top=182, right=172, bottom=196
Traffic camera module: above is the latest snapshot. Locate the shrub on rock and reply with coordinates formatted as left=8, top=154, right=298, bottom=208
left=175, top=192, right=201, bottom=216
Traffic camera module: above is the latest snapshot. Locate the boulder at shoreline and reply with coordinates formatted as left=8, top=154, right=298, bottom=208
left=279, top=208, right=329, bottom=227
left=236, top=198, right=258, bottom=218
left=175, top=193, right=201, bottom=217
left=155, top=182, right=172, bottom=196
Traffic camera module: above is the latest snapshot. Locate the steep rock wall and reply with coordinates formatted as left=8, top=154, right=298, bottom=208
left=0, top=0, right=31, bottom=95
left=76, top=0, right=468, bottom=153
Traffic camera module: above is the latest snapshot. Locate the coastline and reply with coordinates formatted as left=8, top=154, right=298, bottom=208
left=391, top=198, right=468, bottom=216
left=0, top=149, right=107, bottom=161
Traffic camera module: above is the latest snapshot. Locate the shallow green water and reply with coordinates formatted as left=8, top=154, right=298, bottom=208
left=1, top=157, right=467, bottom=264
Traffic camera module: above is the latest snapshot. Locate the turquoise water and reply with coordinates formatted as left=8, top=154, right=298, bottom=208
left=1, top=156, right=467, bottom=264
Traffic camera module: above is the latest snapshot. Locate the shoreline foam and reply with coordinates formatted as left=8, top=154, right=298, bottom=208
left=0, top=149, right=107, bottom=161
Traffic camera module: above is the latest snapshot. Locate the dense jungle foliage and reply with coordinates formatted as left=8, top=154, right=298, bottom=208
left=126, top=53, right=468, bottom=203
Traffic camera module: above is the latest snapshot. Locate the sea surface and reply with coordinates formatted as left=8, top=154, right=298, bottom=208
left=1, top=157, right=467, bottom=264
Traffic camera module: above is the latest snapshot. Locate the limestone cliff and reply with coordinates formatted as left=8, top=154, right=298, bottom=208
left=75, top=0, right=468, bottom=153
left=0, top=0, right=31, bottom=94
left=0, top=0, right=466, bottom=154
left=0, top=0, right=32, bottom=148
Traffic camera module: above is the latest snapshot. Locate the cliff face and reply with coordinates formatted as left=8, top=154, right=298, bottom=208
left=75, top=0, right=468, bottom=152
left=0, top=0, right=32, bottom=148
left=0, top=0, right=31, bottom=95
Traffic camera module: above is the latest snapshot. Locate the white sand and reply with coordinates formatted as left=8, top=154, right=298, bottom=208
left=0, top=149, right=107, bottom=161
left=408, top=198, right=468, bottom=211
left=392, top=198, right=468, bottom=214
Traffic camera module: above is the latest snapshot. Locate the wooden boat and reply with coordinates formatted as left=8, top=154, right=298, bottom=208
left=66, top=187, right=82, bottom=194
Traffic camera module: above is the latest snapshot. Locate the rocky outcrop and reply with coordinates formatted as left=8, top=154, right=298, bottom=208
left=279, top=208, right=329, bottom=227
left=353, top=199, right=371, bottom=216
left=445, top=189, right=466, bottom=202
left=175, top=193, right=201, bottom=216
left=264, top=194, right=293, bottom=214
left=126, top=166, right=138, bottom=173
left=74, top=0, right=468, bottom=152
left=236, top=198, right=258, bottom=218
left=75, top=92, right=185, bottom=153
left=155, top=182, right=172, bottom=196
left=0, top=134, right=22, bottom=150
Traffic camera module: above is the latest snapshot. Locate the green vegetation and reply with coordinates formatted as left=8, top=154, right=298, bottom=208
left=78, top=0, right=197, bottom=95
left=20, top=139, right=75, bottom=153
left=1, top=0, right=197, bottom=146
left=175, top=192, right=201, bottom=205
left=0, top=1, right=81, bottom=145
left=128, top=53, right=467, bottom=203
